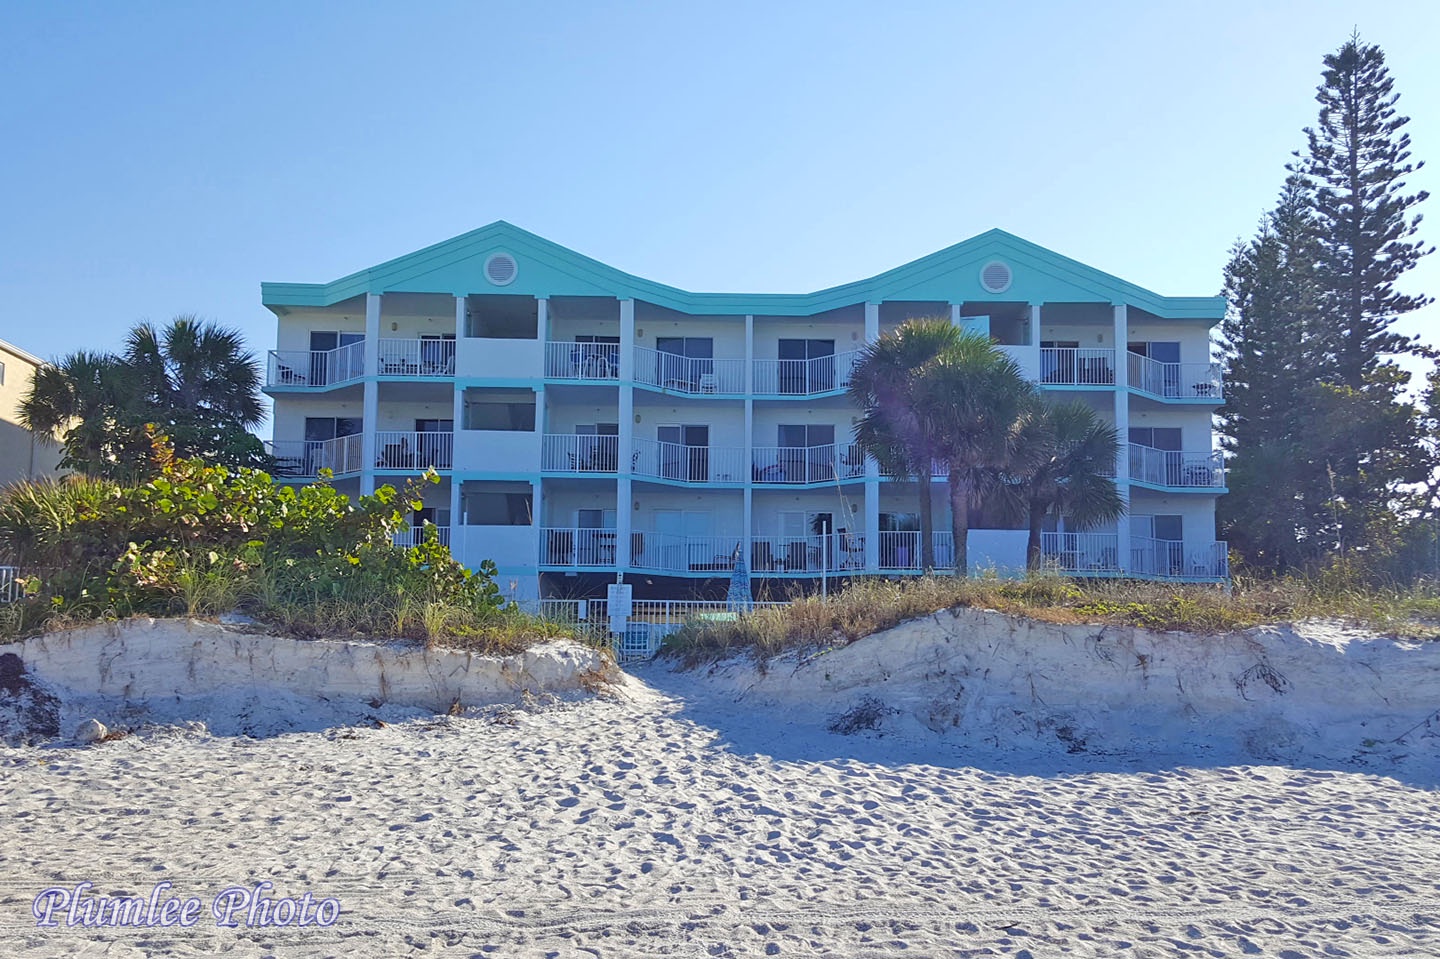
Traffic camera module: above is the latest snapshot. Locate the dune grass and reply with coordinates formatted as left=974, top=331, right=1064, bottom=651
left=662, top=570, right=1440, bottom=665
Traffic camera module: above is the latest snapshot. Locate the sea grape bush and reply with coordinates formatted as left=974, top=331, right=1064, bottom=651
left=0, top=434, right=508, bottom=643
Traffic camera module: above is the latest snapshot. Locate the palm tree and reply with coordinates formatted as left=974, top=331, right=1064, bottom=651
left=20, top=351, right=149, bottom=479
left=21, top=317, right=266, bottom=479
left=123, top=316, right=265, bottom=463
left=916, top=333, right=1035, bottom=576
left=848, top=318, right=962, bottom=570
left=1010, top=398, right=1126, bottom=571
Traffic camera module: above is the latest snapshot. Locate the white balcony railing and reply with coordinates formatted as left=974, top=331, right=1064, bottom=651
left=0, top=566, right=18, bottom=604
left=875, top=531, right=957, bottom=570
left=544, top=341, right=621, bottom=380
left=1039, top=347, right=1116, bottom=386
left=266, top=341, right=365, bottom=388
left=541, top=434, right=622, bottom=473
left=879, top=459, right=948, bottom=479
left=632, top=439, right=747, bottom=483
left=630, top=532, right=741, bottom=573
left=377, top=338, right=455, bottom=377
left=749, top=533, right=868, bottom=573
left=750, top=444, right=865, bottom=484
left=1130, top=537, right=1229, bottom=579
left=1041, top=532, right=1122, bottom=573
left=374, top=431, right=453, bottom=470
left=634, top=347, right=745, bottom=394
left=392, top=524, right=451, bottom=548
left=266, top=435, right=365, bottom=478
left=1128, top=445, right=1225, bottom=488
left=1127, top=353, right=1224, bottom=401
left=752, top=350, right=861, bottom=395
left=542, top=527, right=622, bottom=566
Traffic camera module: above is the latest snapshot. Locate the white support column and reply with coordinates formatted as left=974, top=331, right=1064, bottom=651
left=616, top=299, right=635, bottom=569
left=744, top=314, right=754, bottom=393
left=950, top=303, right=961, bottom=325
left=451, top=366, right=464, bottom=535
left=864, top=478, right=880, bottom=571
left=361, top=293, right=382, bottom=495
left=1029, top=302, right=1041, bottom=347
left=864, top=302, right=879, bottom=343
left=454, top=294, right=466, bottom=339
left=1113, top=303, right=1131, bottom=570
left=536, top=297, right=549, bottom=342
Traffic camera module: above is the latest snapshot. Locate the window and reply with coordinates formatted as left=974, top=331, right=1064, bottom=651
left=462, top=388, right=536, bottom=431
left=655, top=337, right=713, bottom=389
left=657, top=425, right=709, bottom=481
left=777, top=339, right=836, bottom=393
left=307, top=331, right=365, bottom=384
left=0, top=359, right=5, bottom=385
left=1128, top=427, right=1182, bottom=450
left=775, top=424, right=836, bottom=482
left=465, top=295, right=538, bottom=339
left=463, top=482, right=533, bottom=526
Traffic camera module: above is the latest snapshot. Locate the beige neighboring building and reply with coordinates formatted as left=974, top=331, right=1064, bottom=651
left=0, top=338, right=65, bottom=486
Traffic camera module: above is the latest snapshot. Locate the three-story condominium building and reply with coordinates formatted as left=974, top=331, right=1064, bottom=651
left=262, top=223, right=1227, bottom=601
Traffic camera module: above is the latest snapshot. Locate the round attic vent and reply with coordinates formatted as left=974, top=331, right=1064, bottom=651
left=484, top=253, right=518, bottom=286
left=979, top=260, right=1012, bottom=294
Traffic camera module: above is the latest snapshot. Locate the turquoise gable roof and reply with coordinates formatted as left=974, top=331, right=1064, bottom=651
left=262, top=221, right=1223, bottom=321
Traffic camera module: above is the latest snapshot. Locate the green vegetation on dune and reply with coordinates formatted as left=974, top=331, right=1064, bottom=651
left=0, top=433, right=578, bottom=653
left=662, top=572, right=1440, bottom=665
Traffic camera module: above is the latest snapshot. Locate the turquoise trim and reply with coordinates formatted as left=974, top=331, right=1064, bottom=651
left=263, top=222, right=1225, bottom=322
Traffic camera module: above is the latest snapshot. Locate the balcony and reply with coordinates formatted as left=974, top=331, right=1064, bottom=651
left=751, top=444, right=865, bottom=484
left=377, top=338, right=455, bottom=377
left=1130, top=537, right=1229, bottom=579
left=633, top=440, right=747, bottom=483
left=1129, top=446, right=1224, bottom=489
left=1039, top=348, right=1115, bottom=387
left=265, top=436, right=365, bottom=478
left=875, top=531, right=956, bottom=570
left=752, top=350, right=860, bottom=395
left=542, top=527, right=621, bottom=567
left=1127, top=352, right=1223, bottom=401
left=1040, top=532, right=1121, bottom=574
left=634, top=347, right=745, bottom=394
left=393, top=525, right=451, bottom=548
left=544, top=341, right=620, bottom=380
left=749, top=533, right=867, bottom=573
left=374, top=431, right=453, bottom=471
left=541, top=434, right=623, bottom=473
left=631, top=532, right=742, bottom=574
left=266, top=342, right=365, bottom=389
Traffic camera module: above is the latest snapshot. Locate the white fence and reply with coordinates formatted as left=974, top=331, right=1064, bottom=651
left=392, top=525, right=451, bottom=548
left=266, top=341, right=365, bottom=388
left=266, top=435, right=365, bottom=478
left=1041, top=532, right=1121, bottom=573
left=0, top=567, right=18, bottom=604
left=378, top=337, right=455, bottom=377
left=633, top=347, right=745, bottom=394
left=1039, top=347, right=1116, bottom=386
left=1129, top=445, right=1225, bottom=488
left=542, top=434, right=622, bottom=473
left=632, top=439, right=747, bottom=483
left=751, top=444, right=865, bottom=484
left=531, top=597, right=789, bottom=662
left=1127, top=353, right=1224, bottom=400
left=544, top=341, right=621, bottom=380
left=374, top=431, right=454, bottom=470
left=752, top=350, right=860, bottom=395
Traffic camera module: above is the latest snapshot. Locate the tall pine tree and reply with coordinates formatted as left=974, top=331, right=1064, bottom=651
left=1219, top=178, right=1328, bottom=570
left=1291, top=32, right=1433, bottom=388
left=1220, top=36, right=1434, bottom=575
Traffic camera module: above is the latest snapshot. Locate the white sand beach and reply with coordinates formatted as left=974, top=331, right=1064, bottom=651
left=0, top=616, right=1437, bottom=956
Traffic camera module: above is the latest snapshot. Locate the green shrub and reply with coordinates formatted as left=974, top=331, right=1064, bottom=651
left=0, top=436, right=561, bottom=651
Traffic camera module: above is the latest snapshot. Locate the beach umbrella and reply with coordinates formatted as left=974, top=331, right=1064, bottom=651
left=726, top=542, right=753, bottom=612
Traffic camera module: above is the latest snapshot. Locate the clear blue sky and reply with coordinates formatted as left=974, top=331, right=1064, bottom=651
left=3, top=0, right=1437, bottom=427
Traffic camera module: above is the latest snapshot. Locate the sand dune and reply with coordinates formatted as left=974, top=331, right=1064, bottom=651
left=1, top=644, right=1438, bottom=956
